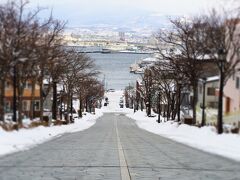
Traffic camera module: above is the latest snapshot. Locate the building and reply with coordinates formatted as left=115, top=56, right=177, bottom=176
left=223, top=19, right=240, bottom=115
left=119, top=32, right=125, bottom=41
left=4, top=80, right=41, bottom=118
left=198, top=76, right=219, bottom=109
left=223, top=69, right=240, bottom=114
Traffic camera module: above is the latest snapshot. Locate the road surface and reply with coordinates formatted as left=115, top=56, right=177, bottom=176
left=0, top=113, right=239, bottom=180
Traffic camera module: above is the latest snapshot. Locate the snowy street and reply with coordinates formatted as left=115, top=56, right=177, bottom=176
left=0, top=112, right=240, bottom=179
left=0, top=91, right=240, bottom=179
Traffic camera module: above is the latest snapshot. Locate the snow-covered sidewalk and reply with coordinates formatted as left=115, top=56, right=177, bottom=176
left=0, top=110, right=103, bottom=156
left=127, top=110, right=240, bottom=161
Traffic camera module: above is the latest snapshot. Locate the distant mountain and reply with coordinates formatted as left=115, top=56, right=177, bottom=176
left=65, top=13, right=180, bottom=37
left=124, top=13, right=176, bottom=29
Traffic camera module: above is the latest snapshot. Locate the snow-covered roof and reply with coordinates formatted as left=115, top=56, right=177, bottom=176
left=43, top=79, right=50, bottom=84
left=141, top=57, right=158, bottom=63
left=206, top=76, right=219, bottom=82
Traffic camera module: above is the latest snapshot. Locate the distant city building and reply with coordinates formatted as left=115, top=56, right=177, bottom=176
left=119, top=32, right=125, bottom=41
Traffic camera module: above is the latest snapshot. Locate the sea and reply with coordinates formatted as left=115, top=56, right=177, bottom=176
left=88, top=53, right=150, bottom=90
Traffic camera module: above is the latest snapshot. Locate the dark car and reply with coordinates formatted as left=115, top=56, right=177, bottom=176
left=119, top=103, right=124, bottom=108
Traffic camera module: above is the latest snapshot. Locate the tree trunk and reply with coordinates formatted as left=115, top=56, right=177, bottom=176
left=13, top=66, right=17, bottom=123
left=167, top=94, right=171, bottom=121
left=136, top=89, right=140, bottom=111
left=66, top=91, right=70, bottom=123
left=136, top=98, right=139, bottom=111
left=0, top=79, right=5, bottom=121
left=217, top=67, right=224, bottom=134
left=60, top=94, right=63, bottom=120
left=30, top=80, right=36, bottom=120
left=192, top=84, right=198, bottom=125
left=147, top=94, right=151, bottom=116
left=52, top=81, right=57, bottom=120
left=17, top=82, right=24, bottom=127
left=177, top=83, right=181, bottom=122
left=85, top=97, right=89, bottom=112
left=171, top=94, right=176, bottom=120
left=70, top=93, right=73, bottom=122
left=39, top=77, right=44, bottom=122
left=89, top=100, right=92, bottom=113
left=157, top=92, right=161, bottom=123
left=201, top=80, right=206, bottom=127
left=18, top=94, right=23, bottom=127
left=140, top=98, right=143, bottom=111
left=79, top=97, right=82, bottom=118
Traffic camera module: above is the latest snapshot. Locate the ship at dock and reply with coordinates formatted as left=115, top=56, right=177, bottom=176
left=129, top=57, right=158, bottom=74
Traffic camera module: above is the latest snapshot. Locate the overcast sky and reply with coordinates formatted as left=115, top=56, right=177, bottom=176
left=0, top=0, right=237, bottom=27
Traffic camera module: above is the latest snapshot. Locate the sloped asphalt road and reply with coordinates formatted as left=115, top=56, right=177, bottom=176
left=0, top=113, right=239, bottom=180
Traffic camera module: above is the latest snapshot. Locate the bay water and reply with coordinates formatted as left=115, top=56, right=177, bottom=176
left=89, top=53, right=150, bottom=90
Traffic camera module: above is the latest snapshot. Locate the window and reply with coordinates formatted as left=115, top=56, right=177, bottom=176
left=5, top=81, right=11, bottom=89
left=22, top=100, right=30, bottom=111
left=207, top=87, right=215, bottom=96
left=34, top=100, right=40, bottom=111
left=236, top=77, right=240, bottom=89
left=5, top=101, right=11, bottom=112
left=24, top=82, right=32, bottom=89
left=232, top=71, right=235, bottom=80
left=35, top=84, right=40, bottom=90
left=199, top=85, right=203, bottom=94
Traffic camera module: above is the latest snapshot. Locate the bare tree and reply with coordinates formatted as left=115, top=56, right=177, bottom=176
left=155, top=16, right=218, bottom=124
left=0, top=1, right=44, bottom=125
left=36, top=18, right=65, bottom=122
left=141, top=68, right=155, bottom=116
left=73, top=59, right=100, bottom=117
left=151, top=65, right=177, bottom=121
left=62, top=52, right=97, bottom=122
left=0, top=0, right=65, bottom=126
left=201, top=9, right=240, bottom=133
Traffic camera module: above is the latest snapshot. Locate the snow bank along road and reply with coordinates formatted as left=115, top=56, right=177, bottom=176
left=0, top=113, right=239, bottom=180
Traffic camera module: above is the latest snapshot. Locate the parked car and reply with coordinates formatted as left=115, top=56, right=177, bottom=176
left=72, top=113, right=79, bottom=119
left=107, top=89, right=115, bottom=92
left=105, top=97, right=109, bottom=104
left=119, top=103, right=124, bottom=108
left=5, top=113, right=13, bottom=121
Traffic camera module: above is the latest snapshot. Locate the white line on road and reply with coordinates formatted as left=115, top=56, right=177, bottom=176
left=115, top=118, right=131, bottom=180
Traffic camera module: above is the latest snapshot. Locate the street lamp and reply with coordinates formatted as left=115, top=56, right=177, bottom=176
left=200, top=77, right=207, bottom=126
